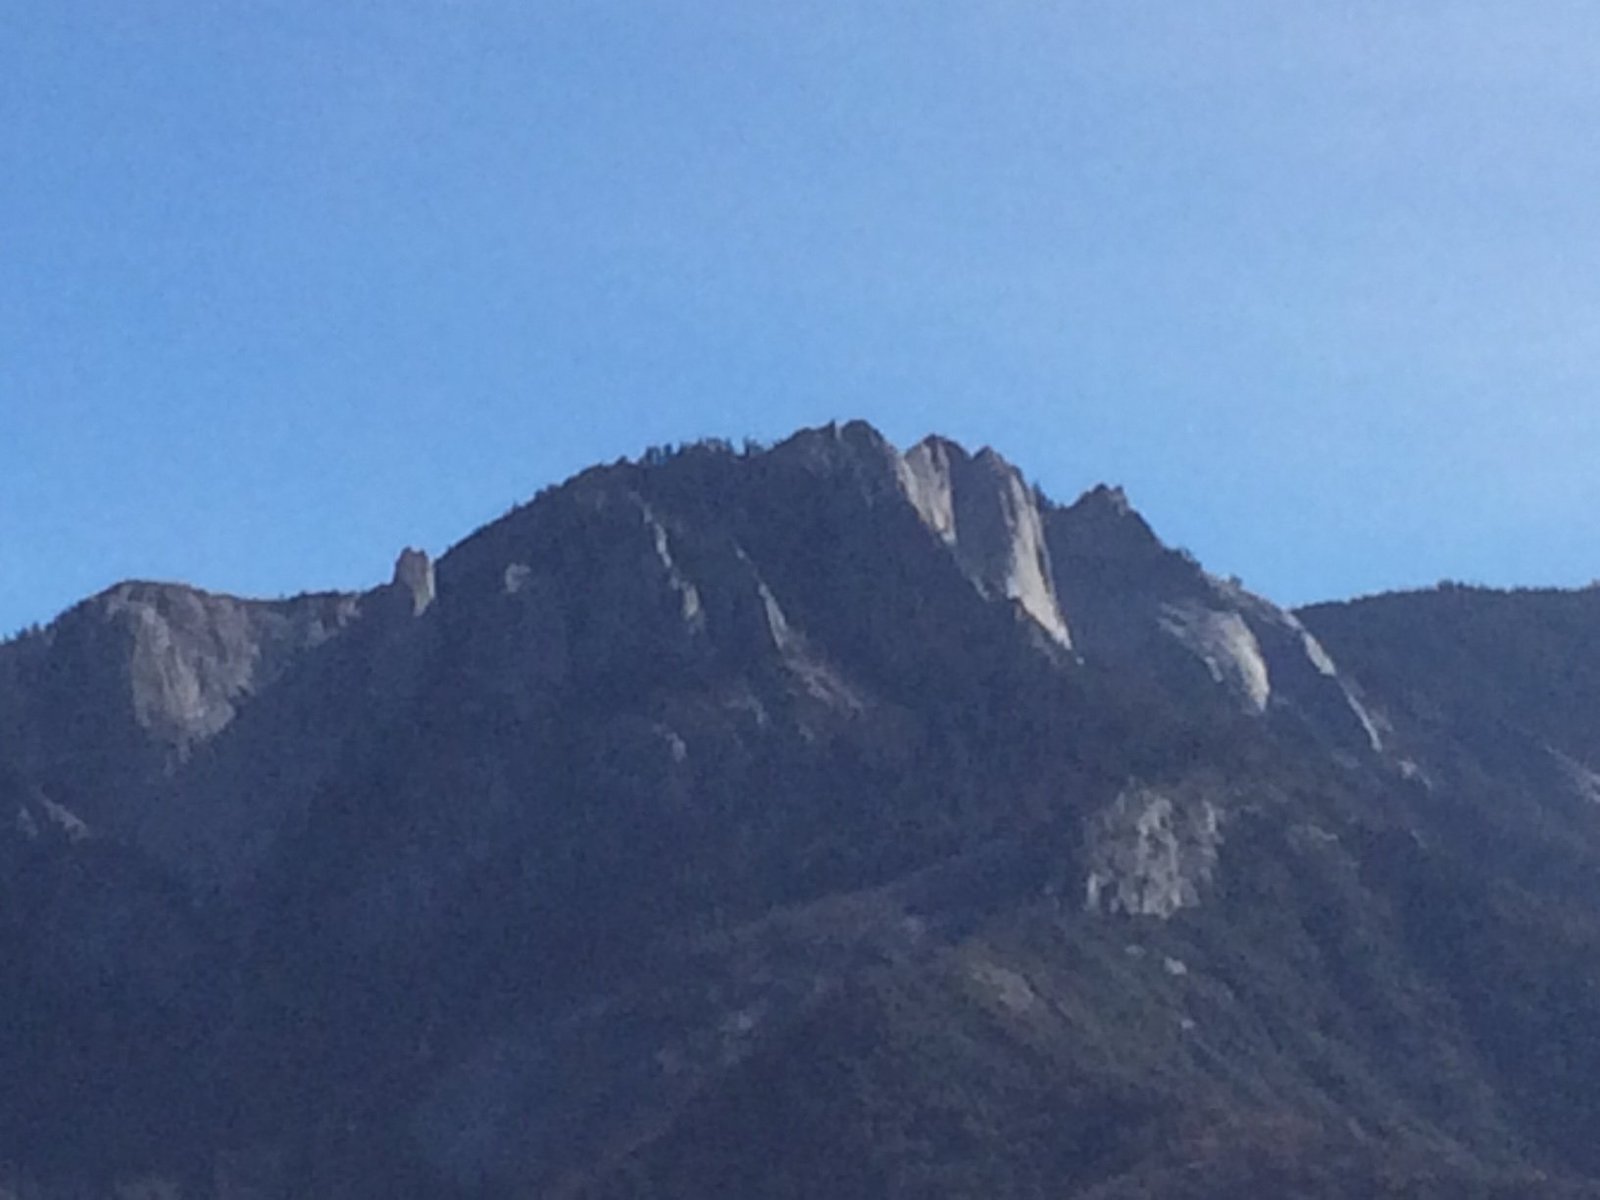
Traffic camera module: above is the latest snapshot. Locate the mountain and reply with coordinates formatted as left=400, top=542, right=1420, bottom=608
left=5, top=420, right=1600, bottom=1197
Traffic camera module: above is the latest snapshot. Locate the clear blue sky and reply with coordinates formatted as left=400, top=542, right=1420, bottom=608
left=6, top=2, right=1600, bottom=633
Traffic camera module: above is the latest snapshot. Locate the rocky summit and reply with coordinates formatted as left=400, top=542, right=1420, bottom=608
left=7, top=421, right=1600, bottom=1197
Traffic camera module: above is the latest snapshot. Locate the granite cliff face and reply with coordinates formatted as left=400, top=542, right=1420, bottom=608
left=898, top=436, right=1072, bottom=647
left=0, top=583, right=358, bottom=840
left=1042, top=484, right=1383, bottom=753
left=6, top=422, right=1600, bottom=1198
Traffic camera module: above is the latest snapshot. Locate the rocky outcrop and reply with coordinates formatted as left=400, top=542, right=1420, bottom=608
left=48, top=582, right=356, bottom=749
left=1044, top=485, right=1384, bottom=754
left=0, top=583, right=359, bottom=838
left=898, top=437, right=1072, bottom=647
left=392, top=547, right=437, bottom=616
left=1083, top=783, right=1223, bottom=918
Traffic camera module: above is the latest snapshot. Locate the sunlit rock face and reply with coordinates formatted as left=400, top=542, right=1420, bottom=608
left=1083, top=784, right=1223, bottom=919
left=898, top=436, right=1072, bottom=647
left=1157, top=603, right=1273, bottom=713
left=0, top=582, right=358, bottom=838
left=392, top=547, right=437, bottom=615
left=78, top=582, right=358, bottom=750
left=1043, top=485, right=1383, bottom=754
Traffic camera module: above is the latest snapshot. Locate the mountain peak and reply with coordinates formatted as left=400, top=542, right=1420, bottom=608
left=1076, top=482, right=1134, bottom=516
left=1057, top=482, right=1164, bottom=548
left=391, top=547, right=436, bottom=615
left=763, top=419, right=900, bottom=482
left=898, top=433, right=1071, bottom=646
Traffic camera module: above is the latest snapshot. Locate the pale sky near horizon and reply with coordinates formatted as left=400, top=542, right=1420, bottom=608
left=5, top=2, right=1600, bottom=633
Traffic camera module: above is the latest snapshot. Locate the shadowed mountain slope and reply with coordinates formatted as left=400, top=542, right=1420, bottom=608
left=5, top=422, right=1600, bottom=1198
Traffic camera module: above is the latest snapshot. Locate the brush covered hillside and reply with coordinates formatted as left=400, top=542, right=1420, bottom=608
left=6, top=421, right=1600, bottom=1198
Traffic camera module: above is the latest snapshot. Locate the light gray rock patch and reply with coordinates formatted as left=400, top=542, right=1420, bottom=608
left=1551, top=746, right=1600, bottom=805
left=393, top=547, right=436, bottom=615
left=1084, top=785, right=1223, bottom=919
left=1158, top=603, right=1272, bottom=712
left=899, top=437, right=1072, bottom=647
left=968, top=961, right=1040, bottom=1013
